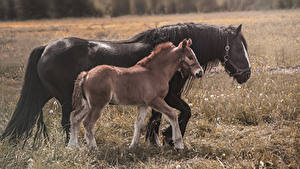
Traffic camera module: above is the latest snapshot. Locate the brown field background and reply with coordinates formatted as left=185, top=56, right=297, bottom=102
left=0, top=10, right=299, bottom=168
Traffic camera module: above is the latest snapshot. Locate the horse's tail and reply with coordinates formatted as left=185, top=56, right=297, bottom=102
left=1, top=46, right=51, bottom=145
left=72, top=71, right=88, bottom=110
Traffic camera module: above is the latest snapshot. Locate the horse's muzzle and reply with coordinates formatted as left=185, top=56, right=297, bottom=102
left=234, top=69, right=251, bottom=84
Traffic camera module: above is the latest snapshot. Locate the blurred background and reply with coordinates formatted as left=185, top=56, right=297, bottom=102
left=0, top=0, right=300, bottom=20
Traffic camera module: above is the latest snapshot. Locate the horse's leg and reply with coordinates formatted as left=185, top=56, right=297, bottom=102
left=61, top=98, right=73, bottom=144
left=145, top=94, right=190, bottom=148
left=145, top=110, right=162, bottom=146
left=146, top=72, right=188, bottom=146
left=163, top=94, right=191, bottom=146
left=150, top=98, right=184, bottom=150
left=130, top=106, right=148, bottom=148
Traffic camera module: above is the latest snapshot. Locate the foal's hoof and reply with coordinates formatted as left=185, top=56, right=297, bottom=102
left=67, top=144, right=80, bottom=150
left=146, top=133, right=162, bottom=147
left=163, top=136, right=174, bottom=147
left=87, top=145, right=97, bottom=150
left=174, top=147, right=185, bottom=153
left=174, top=144, right=184, bottom=151
left=174, top=139, right=184, bottom=150
left=129, top=144, right=137, bottom=149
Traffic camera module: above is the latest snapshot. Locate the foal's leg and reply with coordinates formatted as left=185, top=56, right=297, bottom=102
left=146, top=72, right=189, bottom=147
left=68, top=104, right=89, bottom=148
left=150, top=98, right=184, bottom=150
left=82, top=106, right=102, bottom=149
left=129, top=106, right=148, bottom=148
left=68, top=109, right=81, bottom=148
left=82, top=98, right=108, bottom=149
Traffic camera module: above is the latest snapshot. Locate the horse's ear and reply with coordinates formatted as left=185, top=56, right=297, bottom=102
left=236, top=24, right=242, bottom=34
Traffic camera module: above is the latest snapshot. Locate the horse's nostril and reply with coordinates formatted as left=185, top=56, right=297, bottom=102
left=245, top=71, right=251, bottom=79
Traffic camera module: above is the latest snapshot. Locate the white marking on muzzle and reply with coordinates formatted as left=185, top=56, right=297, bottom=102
left=242, top=42, right=251, bottom=67
left=194, top=68, right=203, bottom=77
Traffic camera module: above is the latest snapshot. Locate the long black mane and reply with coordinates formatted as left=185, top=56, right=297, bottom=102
left=121, top=23, right=237, bottom=95
left=123, top=23, right=232, bottom=72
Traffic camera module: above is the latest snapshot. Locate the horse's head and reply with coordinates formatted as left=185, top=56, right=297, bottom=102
left=178, top=38, right=203, bottom=78
left=221, top=24, right=251, bottom=84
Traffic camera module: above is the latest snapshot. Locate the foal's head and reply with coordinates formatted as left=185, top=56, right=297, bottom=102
left=177, top=39, right=203, bottom=78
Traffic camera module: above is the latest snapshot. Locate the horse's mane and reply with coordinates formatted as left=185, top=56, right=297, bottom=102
left=122, top=23, right=247, bottom=95
left=126, top=23, right=225, bottom=71
left=125, top=23, right=195, bottom=45
left=130, top=23, right=224, bottom=96
left=136, top=42, right=175, bottom=68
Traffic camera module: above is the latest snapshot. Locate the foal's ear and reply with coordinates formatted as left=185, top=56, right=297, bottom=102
left=187, top=38, right=192, bottom=46
left=236, top=24, right=242, bottom=34
left=181, top=39, right=188, bottom=48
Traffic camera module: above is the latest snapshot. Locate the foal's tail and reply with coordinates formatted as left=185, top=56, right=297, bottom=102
left=72, top=71, right=88, bottom=109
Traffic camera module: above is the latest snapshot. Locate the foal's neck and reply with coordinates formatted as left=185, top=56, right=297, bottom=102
left=148, top=52, right=180, bottom=80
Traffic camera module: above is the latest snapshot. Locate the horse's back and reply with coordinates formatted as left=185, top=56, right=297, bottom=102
left=37, top=36, right=152, bottom=102
left=41, top=37, right=151, bottom=67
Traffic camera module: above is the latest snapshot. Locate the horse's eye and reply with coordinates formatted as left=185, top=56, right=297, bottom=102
left=188, top=55, right=193, bottom=60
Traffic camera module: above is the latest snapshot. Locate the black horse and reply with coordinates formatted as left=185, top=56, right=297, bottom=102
left=1, top=23, right=251, bottom=146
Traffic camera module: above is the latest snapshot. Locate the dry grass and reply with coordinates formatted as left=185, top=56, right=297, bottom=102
left=0, top=10, right=299, bottom=168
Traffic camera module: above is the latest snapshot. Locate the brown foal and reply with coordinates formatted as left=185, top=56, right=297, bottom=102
left=68, top=39, right=203, bottom=150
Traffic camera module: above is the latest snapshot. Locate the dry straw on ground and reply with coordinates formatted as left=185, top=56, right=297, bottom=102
left=0, top=10, right=299, bottom=168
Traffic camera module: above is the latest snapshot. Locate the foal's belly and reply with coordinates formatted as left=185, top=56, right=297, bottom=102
left=110, top=85, right=150, bottom=106
left=110, top=72, right=158, bottom=106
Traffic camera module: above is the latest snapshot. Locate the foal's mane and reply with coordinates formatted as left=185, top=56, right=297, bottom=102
left=136, top=42, right=175, bottom=68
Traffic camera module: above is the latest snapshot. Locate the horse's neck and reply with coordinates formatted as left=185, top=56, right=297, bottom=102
left=192, top=25, right=225, bottom=65
left=150, top=30, right=222, bottom=67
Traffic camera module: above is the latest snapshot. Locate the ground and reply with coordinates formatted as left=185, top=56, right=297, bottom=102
left=0, top=10, right=299, bottom=168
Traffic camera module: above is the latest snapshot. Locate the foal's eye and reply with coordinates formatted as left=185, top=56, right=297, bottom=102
left=188, top=55, right=193, bottom=60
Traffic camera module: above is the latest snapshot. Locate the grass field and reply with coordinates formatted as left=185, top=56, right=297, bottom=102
left=0, top=10, right=299, bottom=168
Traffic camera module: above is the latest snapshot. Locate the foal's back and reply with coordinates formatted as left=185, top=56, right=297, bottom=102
left=84, top=64, right=166, bottom=106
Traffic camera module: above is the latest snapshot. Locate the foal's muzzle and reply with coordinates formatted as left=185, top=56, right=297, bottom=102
left=194, top=68, right=203, bottom=78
